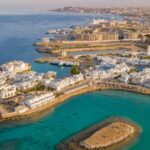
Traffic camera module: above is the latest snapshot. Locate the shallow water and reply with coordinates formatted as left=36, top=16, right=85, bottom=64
left=0, top=90, right=150, bottom=149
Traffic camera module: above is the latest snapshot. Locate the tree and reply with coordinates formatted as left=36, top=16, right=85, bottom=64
left=70, top=65, right=81, bottom=75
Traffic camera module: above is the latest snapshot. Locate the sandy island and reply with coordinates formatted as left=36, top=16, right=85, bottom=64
left=57, top=117, right=140, bottom=150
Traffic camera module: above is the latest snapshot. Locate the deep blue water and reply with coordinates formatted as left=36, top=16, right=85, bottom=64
left=0, top=12, right=149, bottom=150
left=0, top=11, right=121, bottom=78
left=0, top=12, right=91, bottom=78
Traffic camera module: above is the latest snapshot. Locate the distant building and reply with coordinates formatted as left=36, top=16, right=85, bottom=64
left=100, top=32, right=119, bottom=41
left=0, top=61, right=31, bottom=74
left=42, top=37, right=49, bottom=43
left=123, top=31, right=139, bottom=40
left=73, top=32, right=119, bottom=41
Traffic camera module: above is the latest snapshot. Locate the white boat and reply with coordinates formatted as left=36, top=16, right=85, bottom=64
left=92, top=19, right=108, bottom=25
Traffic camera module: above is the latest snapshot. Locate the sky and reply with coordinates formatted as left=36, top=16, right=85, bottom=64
left=0, top=0, right=150, bottom=11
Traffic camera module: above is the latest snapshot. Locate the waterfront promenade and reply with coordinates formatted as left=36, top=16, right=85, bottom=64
left=1, top=80, right=150, bottom=122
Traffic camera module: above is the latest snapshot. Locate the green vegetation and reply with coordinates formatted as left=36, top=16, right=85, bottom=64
left=34, top=84, right=45, bottom=91
left=128, top=67, right=137, bottom=73
left=143, top=56, right=150, bottom=59
left=70, top=65, right=81, bottom=75
left=23, top=84, right=45, bottom=93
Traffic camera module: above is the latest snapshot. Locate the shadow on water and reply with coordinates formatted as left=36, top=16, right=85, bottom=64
left=0, top=139, right=22, bottom=150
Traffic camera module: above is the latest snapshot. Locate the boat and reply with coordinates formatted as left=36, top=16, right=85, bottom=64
left=92, top=18, right=108, bottom=25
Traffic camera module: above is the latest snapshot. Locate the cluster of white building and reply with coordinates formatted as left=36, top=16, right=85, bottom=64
left=116, top=57, right=150, bottom=66
left=48, top=73, right=84, bottom=91
left=24, top=92, right=55, bottom=109
left=0, top=61, right=57, bottom=100
left=96, top=56, right=117, bottom=68
left=119, top=68, right=150, bottom=87
left=0, top=60, right=31, bottom=100
left=13, top=71, right=57, bottom=92
left=0, top=60, right=31, bottom=74
left=13, top=71, right=42, bottom=91
left=96, top=55, right=150, bottom=67
left=85, top=63, right=131, bottom=81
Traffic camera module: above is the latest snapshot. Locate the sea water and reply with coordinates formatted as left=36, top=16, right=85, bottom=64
left=0, top=90, right=149, bottom=150
left=0, top=11, right=148, bottom=150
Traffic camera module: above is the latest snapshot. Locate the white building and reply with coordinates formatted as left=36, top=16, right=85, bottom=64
left=85, top=69, right=101, bottom=80
left=49, top=73, right=84, bottom=91
left=119, top=73, right=130, bottom=84
left=13, top=71, right=37, bottom=82
left=97, top=55, right=150, bottom=67
left=0, top=61, right=31, bottom=74
left=85, top=63, right=131, bottom=82
left=0, top=85, right=16, bottom=100
left=24, top=92, right=55, bottom=109
left=119, top=68, right=150, bottom=88
left=13, top=71, right=45, bottom=91
left=15, top=80, right=39, bottom=91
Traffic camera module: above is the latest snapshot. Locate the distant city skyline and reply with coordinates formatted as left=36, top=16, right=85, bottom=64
left=0, top=0, right=150, bottom=11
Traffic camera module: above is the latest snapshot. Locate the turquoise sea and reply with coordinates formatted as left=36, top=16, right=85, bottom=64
left=0, top=11, right=149, bottom=150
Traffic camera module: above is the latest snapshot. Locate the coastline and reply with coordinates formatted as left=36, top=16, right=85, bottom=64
left=1, top=81, right=150, bottom=122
